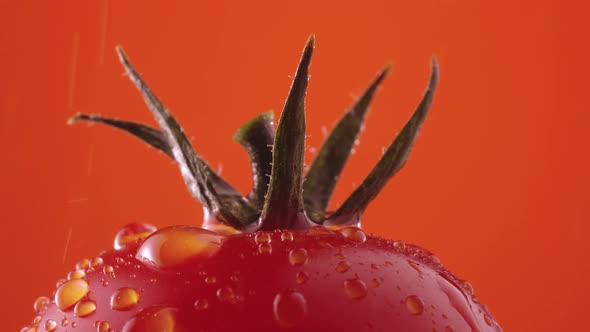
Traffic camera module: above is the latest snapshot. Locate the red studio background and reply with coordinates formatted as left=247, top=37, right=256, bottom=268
left=1, top=1, right=588, bottom=331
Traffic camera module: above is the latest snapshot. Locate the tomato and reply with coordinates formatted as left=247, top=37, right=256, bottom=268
left=27, top=224, right=499, bottom=331
left=23, top=35, right=502, bottom=331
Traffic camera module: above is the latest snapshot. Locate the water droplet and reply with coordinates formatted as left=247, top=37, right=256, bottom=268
left=91, top=257, right=104, bottom=268
left=55, top=279, right=89, bottom=311
left=33, top=316, right=42, bottom=325
left=295, top=271, right=309, bottom=284
left=102, top=281, right=109, bottom=287
left=75, top=258, right=90, bottom=270
left=445, top=326, right=454, bottom=332
left=405, top=295, right=424, bottom=315
left=308, top=226, right=334, bottom=236
left=484, top=314, right=493, bottom=326
left=393, top=240, right=406, bottom=251
left=96, top=321, right=110, bottom=332
left=110, top=287, right=140, bottom=311
left=338, top=227, right=367, bottom=243
left=344, top=278, right=368, bottom=299
left=33, top=296, right=50, bottom=314
left=254, top=232, right=271, bottom=244
left=136, top=226, right=224, bottom=270
left=288, top=248, right=309, bottom=266
left=74, top=299, right=97, bottom=317
left=334, top=253, right=346, bottom=260
left=258, top=242, right=272, bottom=254
left=408, top=260, right=422, bottom=274
left=122, top=306, right=178, bottom=332
left=114, top=223, right=157, bottom=249
left=281, top=231, right=294, bottom=242
left=61, top=318, right=69, bottom=327
left=216, top=286, right=237, bottom=304
left=45, top=320, right=57, bottom=331
left=205, top=276, right=217, bottom=284
left=71, top=322, right=78, bottom=328
left=194, top=298, right=209, bottom=310
left=103, top=265, right=114, bottom=274
left=336, top=261, right=351, bottom=273
left=273, top=290, right=307, bottom=328
left=460, top=280, right=474, bottom=296
left=370, top=278, right=381, bottom=288
left=67, top=269, right=86, bottom=280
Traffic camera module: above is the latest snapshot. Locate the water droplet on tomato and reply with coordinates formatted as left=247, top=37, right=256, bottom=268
left=338, top=227, right=367, bottom=243
left=273, top=290, right=307, bottom=328
left=205, top=276, right=217, bottom=284
left=281, top=231, right=294, bottom=242
left=55, top=279, right=89, bottom=311
left=136, top=226, right=224, bottom=270
left=344, top=278, right=368, bottom=299
left=91, top=257, right=104, bottom=268
left=33, top=296, right=50, bottom=314
left=103, top=265, right=114, bottom=274
left=254, top=232, right=271, bottom=244
left=67, top=269, right=86, bottom=280
left=114, top=223, right=157, bottom=250
left=216, top=286, right=237, bottom=304
left=45, top=320, right=57, bottom=331
left=61, top=318, right=69, bottom=327
left=336, top=261, right=351, bottom=273
left=110, top=287, right=140, bottom=311
left=405, top=295, right=424, bottom=315
left=194, top=298, right=209, bottom=310
left=122, top=306, right=178, bottom=332
left=76, top=258, right=91, bottom=270
left=295, top=271, right=309, bottom=284
left=370, top=278, right=381, bottom=288
left=96, top=321, right=110, bottom=332
left=258, top=242, right=272, bottom=254
left=334, top=253, right=346, bottom=260
left=408, top=260, right=422, bottom=274
left=74, top=299, right=97, bottom=317
left=33, top=316, right=42, bottom=325
left=484, top=314, right=493, bottom=326
left=288, top=248, right=308, bottom=266
left=445, top=326, right=454, bottom=332
left=308, top=226, right=334, bottom=235
left=393, top=240, right=406, bottom=251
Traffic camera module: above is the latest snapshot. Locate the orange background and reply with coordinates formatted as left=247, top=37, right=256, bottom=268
left=1, top=1, right=588, bottom=331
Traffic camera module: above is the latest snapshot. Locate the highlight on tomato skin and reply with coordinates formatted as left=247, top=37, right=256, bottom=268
left=23, top=35, right=502, bottom=331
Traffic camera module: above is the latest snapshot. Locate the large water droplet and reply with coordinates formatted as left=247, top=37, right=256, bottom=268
left=110, top=288, right=140, bottom=311
left=288, top=248, right=308, bottom=266
left=273, top=290, right=307, bottom=328
left=122, top=306, right=178, bottom=332
left=74, top=299, right=97, bottom=317
left=55, top=279, right=89, bottom=311
left=338, top=227, right=367, bottom=243
left=33, top=296, right=49, bottom=314
left=114, top=223, right=157, bottom=250
left=344, top=278, right=368, bottom=299
left=405, top=295, right=424, bottom=315
left=136, top=226, right=224, bottom=270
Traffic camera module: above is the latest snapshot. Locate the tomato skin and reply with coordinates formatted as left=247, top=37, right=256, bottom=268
left=30, top=226, right=501, bottom=331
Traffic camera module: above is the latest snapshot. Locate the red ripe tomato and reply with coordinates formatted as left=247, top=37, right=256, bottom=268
left=23, top=36, right=502, bottom=331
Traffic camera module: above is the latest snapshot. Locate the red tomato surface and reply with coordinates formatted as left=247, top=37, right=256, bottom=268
left=29, top=225, right=500, bottom=331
